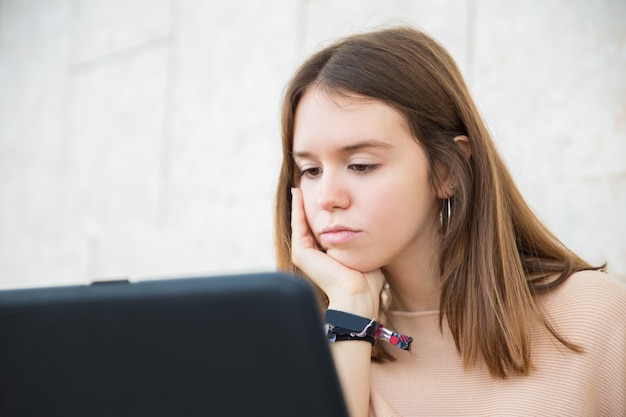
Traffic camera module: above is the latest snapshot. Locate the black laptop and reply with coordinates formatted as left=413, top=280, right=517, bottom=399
left=0, top=272, right=349, bottom=417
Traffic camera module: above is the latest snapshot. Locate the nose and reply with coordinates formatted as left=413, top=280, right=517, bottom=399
left=316, top=170, right=350, bottom=211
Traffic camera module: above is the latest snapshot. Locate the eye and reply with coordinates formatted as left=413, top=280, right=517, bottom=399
left=349, top=164, right=378, bottom=173
left=299, top=167, right=322, bottom=178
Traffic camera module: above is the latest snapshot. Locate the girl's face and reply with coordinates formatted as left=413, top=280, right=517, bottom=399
left=292, top=87, right=441, bottom=273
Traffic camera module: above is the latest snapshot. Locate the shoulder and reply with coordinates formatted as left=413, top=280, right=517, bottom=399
left=536, top=270, right=626, bottom=342
left=540, top=270, right=626, bottom=414
left=566, top=269, right=626, bottom=290
left=540, top=269, right=626, bottom=312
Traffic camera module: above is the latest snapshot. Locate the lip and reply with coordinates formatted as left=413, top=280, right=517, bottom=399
left=319, top=225, right=361, bottom=245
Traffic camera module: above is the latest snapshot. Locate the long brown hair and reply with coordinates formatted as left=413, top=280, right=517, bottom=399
left=274, top=26, right=602, bottom=378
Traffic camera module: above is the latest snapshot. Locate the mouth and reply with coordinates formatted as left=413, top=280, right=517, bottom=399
left=319, top=225, right=361, bottom=246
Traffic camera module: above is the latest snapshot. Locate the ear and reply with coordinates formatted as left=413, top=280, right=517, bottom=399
left=435, top=135, right=471, bottom=199
left=436, top=179, right=455, bottom=199
left=453, top=135, right=471, bottom=160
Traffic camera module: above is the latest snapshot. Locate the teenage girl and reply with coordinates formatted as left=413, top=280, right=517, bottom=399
left=275, top=26, right=626, bottom=417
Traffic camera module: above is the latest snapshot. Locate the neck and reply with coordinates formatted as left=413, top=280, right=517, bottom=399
left=383, top=234, right=442, bottom=312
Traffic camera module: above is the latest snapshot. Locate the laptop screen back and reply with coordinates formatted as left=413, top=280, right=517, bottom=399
left=0, top=272, right=349, bottom=417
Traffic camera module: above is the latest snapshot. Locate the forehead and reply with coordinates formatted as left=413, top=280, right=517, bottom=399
left=292, top=87, right=411, bottom=152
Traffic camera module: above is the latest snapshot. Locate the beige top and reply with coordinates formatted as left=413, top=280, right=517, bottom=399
left=369, top=271, right=626, bottom=416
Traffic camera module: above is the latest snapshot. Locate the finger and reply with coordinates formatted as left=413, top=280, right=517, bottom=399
left=290, top=187, right=340, bottom=284
left=290, top=187, right=317, bottom=249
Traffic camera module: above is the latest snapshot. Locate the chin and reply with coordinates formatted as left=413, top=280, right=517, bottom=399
left=326, top=249, right=383, bottom=273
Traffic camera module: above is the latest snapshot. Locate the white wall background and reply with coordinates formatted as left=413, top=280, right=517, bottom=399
left=0, top=0, right=624, bottom=289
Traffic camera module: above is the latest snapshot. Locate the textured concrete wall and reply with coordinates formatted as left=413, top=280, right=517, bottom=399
left=0, top=0, right=624, bottom=288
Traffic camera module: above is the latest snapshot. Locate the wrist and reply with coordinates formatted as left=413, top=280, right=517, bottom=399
left=325, top=309, right=413, bottom=351
left=327, top=298, right=379, bottom=319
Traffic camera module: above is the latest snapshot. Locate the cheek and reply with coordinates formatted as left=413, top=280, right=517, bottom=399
left=373, top=179, right=437, bottom=226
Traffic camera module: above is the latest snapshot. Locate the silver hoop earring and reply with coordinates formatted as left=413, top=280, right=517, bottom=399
left=439, top=198, right=452, bottom=235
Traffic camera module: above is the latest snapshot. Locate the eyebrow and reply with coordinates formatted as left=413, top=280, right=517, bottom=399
left=292, top=139, right=392, bottom=159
